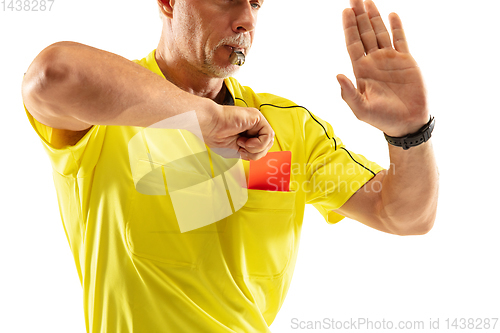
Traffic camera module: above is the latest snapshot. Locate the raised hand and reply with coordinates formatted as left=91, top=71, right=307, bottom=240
left=337, top=0, right=429, bottom=137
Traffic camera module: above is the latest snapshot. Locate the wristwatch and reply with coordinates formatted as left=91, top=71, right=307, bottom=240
left=384, top=116, right=435, bottom=150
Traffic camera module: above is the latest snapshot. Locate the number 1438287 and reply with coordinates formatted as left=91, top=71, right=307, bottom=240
left=1, top=0, right=54, bottom=11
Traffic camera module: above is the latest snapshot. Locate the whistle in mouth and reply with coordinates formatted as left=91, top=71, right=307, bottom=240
left=229, top=50, right=245, bottom=66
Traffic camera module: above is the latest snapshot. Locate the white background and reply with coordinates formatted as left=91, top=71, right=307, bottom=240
left=1, top=0, right=499, bottom=332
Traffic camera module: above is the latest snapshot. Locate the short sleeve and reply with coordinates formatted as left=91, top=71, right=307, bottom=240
left=302, top=111, right=385, bottom=224
left=24, top=103, right=106, bottom=177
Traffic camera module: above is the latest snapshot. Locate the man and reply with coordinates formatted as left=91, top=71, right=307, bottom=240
left=21, top=0, right=438, bottom=331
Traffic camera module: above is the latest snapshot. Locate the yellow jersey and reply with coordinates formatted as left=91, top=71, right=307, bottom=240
left=24, top=49, right=384, bottom=332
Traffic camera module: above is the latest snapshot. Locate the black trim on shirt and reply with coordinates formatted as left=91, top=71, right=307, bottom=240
left=340, top=147, right=376, bottom=176
left=235, top=97, right=248, bottom=107
left=235, top=98, right=376, bottom=178
left=258, top=103, right=337, bottom=150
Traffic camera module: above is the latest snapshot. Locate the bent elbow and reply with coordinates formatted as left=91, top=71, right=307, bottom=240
left=22, top=42, right=73, bottom=111
left=392, top=212, right=437, bottom=236
left=406, top=218, right=435, bottom=236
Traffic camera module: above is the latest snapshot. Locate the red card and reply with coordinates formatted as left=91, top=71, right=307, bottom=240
left=248, top=151, right=291, bottom=192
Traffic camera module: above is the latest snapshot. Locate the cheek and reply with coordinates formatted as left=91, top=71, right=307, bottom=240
left=172, top=20, right=200, bottom=49
left=182, top=18, right=206, bottom=46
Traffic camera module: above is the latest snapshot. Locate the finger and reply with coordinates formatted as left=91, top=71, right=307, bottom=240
left=365, top=0, right=392, bottom=49
left=237, top=116, right=274, bottom=154
left=389, top=12, right=410, bottom=53
left=337, top=74, right=366, bottom=117
left=342, top=8, right=365, bottom=62
left=350, top=0, right=379, bottom=54
left=241, top=129, right=273, bottom=154
left=244, top=136, right=275, bottom=161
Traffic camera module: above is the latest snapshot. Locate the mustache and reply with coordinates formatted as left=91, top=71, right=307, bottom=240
left=214, top=35, right=251, bottom=52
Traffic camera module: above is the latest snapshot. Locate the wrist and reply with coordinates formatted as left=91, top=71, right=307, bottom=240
left=195, top=98, right=222, bottom=134
left=384, top=116, right=430, bottom=138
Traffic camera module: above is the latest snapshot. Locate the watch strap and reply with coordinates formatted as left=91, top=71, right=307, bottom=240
left=384, top=116, right=435, bottom=150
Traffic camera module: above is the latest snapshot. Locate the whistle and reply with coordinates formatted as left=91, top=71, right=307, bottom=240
left=229, top=50, right=245, bottom=66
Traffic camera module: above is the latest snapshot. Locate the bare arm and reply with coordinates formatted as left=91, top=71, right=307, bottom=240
left=335, top=143, right=438, bottom=235
left=21, top=41, right=273, bottom=159
left=332, top=0, right=438, bottom=235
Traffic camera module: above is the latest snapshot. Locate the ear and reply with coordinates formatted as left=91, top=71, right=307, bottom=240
left=157, top=0, right=175, bottom=19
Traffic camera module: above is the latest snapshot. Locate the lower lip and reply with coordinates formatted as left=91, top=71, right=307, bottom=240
left=225, top=45, right=243, bottom=53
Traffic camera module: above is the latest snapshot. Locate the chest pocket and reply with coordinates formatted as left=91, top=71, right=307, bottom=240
left=216, top=188, right=297, bottom=278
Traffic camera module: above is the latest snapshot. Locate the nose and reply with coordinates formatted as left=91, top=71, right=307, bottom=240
left=231, top=2, right=257, bottom=34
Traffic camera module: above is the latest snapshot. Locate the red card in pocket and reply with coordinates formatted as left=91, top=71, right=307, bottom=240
left=248, top=151, right=291, bottom=192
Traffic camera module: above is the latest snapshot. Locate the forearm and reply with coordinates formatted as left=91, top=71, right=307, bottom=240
left=22, top=41, right=216, bottom=129
left=379, top=140, right=439, bottom=235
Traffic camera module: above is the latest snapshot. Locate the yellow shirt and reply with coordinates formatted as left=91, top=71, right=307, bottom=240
left=24, top=50, right=384, bottom=332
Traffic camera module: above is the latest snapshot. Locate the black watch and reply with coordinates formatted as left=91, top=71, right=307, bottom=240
left=384, top=116, right=435, bottom=150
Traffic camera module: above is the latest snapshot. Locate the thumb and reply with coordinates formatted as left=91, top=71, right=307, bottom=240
left=336, top=74, right=364, bottom=113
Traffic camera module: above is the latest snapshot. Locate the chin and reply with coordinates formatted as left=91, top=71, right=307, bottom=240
left=202, top=63, right=239, bottom=78
left=203, top=52, right=244, bottom=77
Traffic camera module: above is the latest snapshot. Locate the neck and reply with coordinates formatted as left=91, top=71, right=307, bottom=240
left=155, top=41, right=226, bottom=105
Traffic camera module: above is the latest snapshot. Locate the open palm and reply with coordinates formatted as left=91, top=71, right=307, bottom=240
left=337, top=0, right=429, bottom=137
